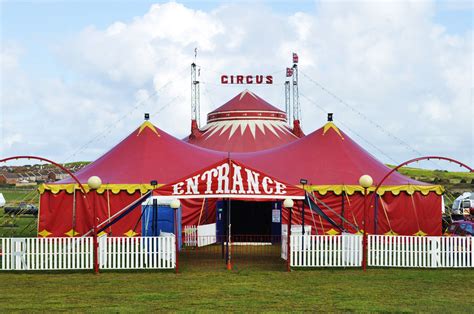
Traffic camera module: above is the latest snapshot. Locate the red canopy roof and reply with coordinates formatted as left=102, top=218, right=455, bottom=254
left=153, top=159, right=305, bottom=200
left=58, top=121, right=226, bottom=184
left=235, top=122, right=426, bottom=187
left=186, top=90, right=299, bottom=152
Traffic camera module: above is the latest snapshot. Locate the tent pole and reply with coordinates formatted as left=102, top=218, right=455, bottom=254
left=174, top=206, right=179, bottom=274
left=341, top=191, right=345, bottom=230
left=374, top=194, right=378, bottom=234
left=287, top=206, right=292, bottom=272
left=227, top=198, right=232, bottom=270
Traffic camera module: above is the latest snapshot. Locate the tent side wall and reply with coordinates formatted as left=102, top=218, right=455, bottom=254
left=281, top=191, right=442, bottom=236
left=38, top=190, right=215, bottom=237
left=39, top=190, right=143, bottom=237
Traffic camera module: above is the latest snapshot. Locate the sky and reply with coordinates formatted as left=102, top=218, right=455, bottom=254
left=1, top=0, right=473, bottom=171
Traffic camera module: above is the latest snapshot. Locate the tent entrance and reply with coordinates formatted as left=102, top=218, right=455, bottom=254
left=231, top=201, right=272, bottom=236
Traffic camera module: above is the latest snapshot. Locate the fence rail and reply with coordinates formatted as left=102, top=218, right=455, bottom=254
left=99, top=236, right=175, bottom=270
left=289, top=234, right=362, bottom=267
left=288, top=234, right=473, bottom=268
left=0, top=237, right=93, bottom=270
left=368, top=235, right=473, bottom=268
left=1, top=236, right=175, bottom=271
left=1, top=234, right=472, bottom=271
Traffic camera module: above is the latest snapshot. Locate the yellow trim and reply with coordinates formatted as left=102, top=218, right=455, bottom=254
left=304, top=184, right=444, bottom=196
left=38, top=183, right=160, bottom=195
left=124, top=230, right=138, bottom=237
left=38, top=229, right=52, bottom=238
left=322, top=122, right=344, bottom=140
left=325, top=228, right=340, bottom=235
left=413, top=230, right=427, bottom=237
left=138, top=121, right=160, bottom=137
left=39, top=183, right=443, bottom=197
left=65, top=229, right=80, bottom=237
left=384, top=230, right=398, bottom=236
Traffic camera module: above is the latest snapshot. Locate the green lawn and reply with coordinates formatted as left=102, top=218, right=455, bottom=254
left=0, top=267, right=472, bottom=312
left=0, top=187, right=38, bottom=237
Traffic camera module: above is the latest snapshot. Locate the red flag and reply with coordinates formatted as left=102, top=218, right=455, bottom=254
left=293, top=52, right=299, bottom=63
left=286, top=67, right=293, bottom=77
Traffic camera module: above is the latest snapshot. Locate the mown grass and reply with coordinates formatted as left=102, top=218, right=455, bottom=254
left=0, top=187, right=38, bottom=237
left=0, top=187, right=38, bottom=206
left=0, top=267, right=472, bottom=312
left=387, top=165, right=474, bottom=183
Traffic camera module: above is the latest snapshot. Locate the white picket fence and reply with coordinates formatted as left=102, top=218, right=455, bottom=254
left=287, top=234, right=473, bottom=268
left=368, top=235, right=473, bottom=268
left=183, top=223, right=217, bottom=247
left=184, top=225, right=197, bottom=246
left=0, top=237, right=93, bottom=271
left=289, top=234, right=362, bottom=267
left=99, top=236, right=175, bottom=270
left=0, top=236, right=175, bottom=271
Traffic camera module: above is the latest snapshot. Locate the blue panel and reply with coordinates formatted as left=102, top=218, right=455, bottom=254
left=216, top=200, right=225, bottom=242
left=141, top=203, right=182, bottom=249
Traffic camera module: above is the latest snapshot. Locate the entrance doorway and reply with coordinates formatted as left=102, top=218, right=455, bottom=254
left=231, top=201, right=272, bottom=236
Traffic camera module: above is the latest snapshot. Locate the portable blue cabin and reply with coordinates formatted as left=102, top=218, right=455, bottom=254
left=141, top=197, right=182, bottom=248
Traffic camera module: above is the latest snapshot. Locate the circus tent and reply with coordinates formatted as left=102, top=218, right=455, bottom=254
left=37, top=108, right=445, bottom=237
left=186, top=90, right=300, bottom=152
left=38, top=119, right=226, bottom=237
left=234, top=117, right=444, bottom=236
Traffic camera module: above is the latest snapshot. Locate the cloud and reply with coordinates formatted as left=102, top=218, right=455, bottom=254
left=1, top=1, right=472, bottom=169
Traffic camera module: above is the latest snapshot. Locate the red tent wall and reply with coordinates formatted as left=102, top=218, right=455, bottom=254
left=39, top=191, right=218, bottom=237
left=279, top=191, right=441, bottom=236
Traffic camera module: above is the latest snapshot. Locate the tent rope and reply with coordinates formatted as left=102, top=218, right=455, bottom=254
left=106, top=188, right=112, bottom=234
left=379, top=196, right=394, bottom=232
left=197, top=198, right=206, bottom=226
left=310, top=191, right=359, bottom=232
left=409, top=191, right=421, bottom=232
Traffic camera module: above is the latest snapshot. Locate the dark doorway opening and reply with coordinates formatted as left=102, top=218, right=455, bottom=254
left=231, top=201, right=273, bottom=236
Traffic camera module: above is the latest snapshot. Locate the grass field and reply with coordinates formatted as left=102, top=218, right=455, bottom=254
left=0, top=267, right=472, bottom=312
left=0, top=186, right=38, bottom=237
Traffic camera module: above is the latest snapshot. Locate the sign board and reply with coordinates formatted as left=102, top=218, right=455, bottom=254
left=153, top=159, right=305, bottom=200
left=272, top=209, right=280, bottom=223
left=221, top=75, right=273, bottom=84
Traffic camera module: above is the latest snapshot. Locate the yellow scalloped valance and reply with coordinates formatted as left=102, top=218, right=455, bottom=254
left=305, top=184, right=444, bottom=196
left=39, top=183, right=444, bottom=196
left=38, top=183, right=162, bottom=195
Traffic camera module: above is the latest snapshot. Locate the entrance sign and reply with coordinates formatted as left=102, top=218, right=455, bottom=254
left=221, top=75, right=273, bottom=85
left=153, top=159, right=305, bottom=200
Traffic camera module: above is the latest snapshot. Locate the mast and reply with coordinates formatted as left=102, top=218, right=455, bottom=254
left=285, top=80, right=291, bottom=126
left=190, top=62, right=201, bottom=134
left=291, top=53, right=304, bottom=137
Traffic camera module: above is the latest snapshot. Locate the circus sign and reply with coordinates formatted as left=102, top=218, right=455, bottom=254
left=153, top=159, right=305, bottom=200
left=221, top=75, right=273, bottom=85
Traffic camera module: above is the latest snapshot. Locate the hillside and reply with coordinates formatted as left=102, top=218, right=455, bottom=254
left=387, top=165, right=474, bottom=193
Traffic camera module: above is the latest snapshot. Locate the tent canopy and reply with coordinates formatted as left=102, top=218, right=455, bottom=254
left=39, top=120, right=226, bottom=195
left=185, top=90, right=299, bottom=152
left=153, top=159, right=305, bottom=200
left=234, top=121, right=443, bottom=196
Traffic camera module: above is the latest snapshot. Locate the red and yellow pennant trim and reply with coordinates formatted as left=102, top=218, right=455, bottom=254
left=38, top=183, right=161, bottom=195
left=39, top=183, right=443, bottom=196
left=305, top=184, right=444, bottom=196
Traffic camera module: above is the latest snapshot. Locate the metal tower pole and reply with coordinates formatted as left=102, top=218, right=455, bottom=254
left=191, top=63, right=200, bottom=128
left=285, top=80, right=291, bottom=126
left=292, top=64, right=300, bottom=122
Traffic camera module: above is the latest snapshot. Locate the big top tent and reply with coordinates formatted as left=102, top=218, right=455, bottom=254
left=234, top=117, right=444, bottom=236
left=38, top=118, right=227, bottom=238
